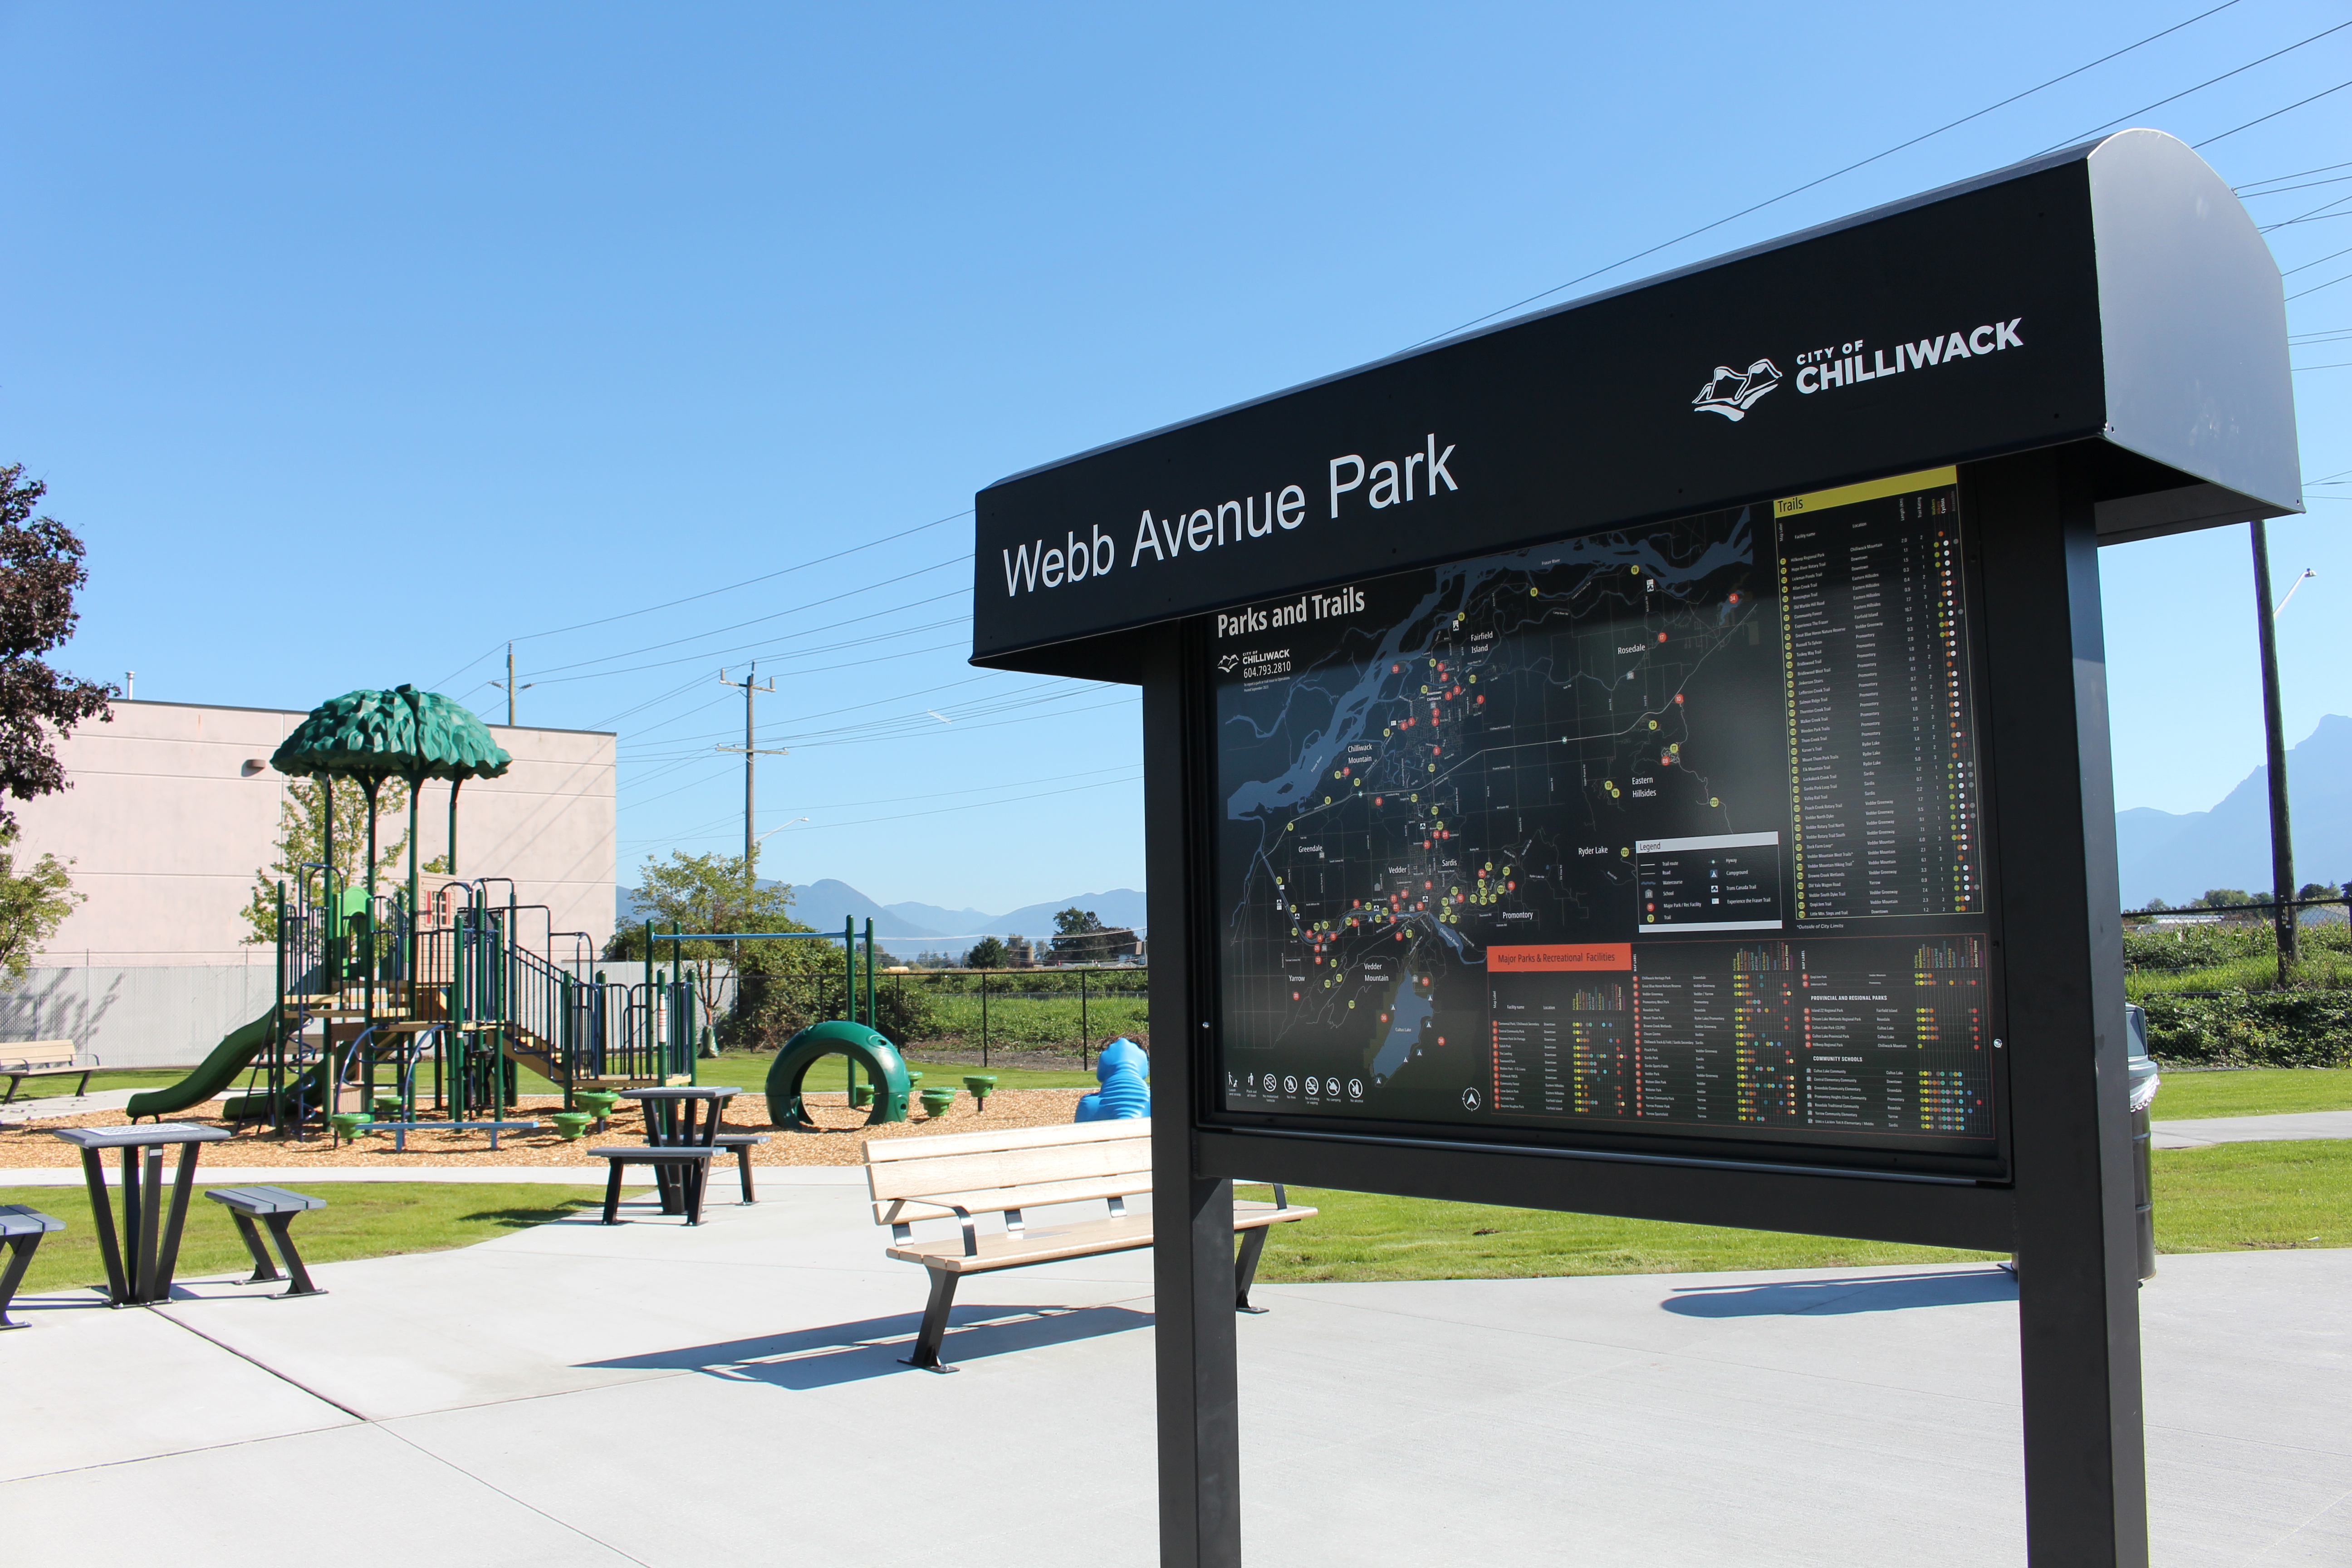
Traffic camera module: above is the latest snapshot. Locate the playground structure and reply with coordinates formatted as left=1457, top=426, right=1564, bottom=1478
left=122, top=687, right=903, bottom=1138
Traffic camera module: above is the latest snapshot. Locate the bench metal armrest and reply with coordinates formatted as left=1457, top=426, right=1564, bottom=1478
left=948, top=1204, right=979, bottom=1258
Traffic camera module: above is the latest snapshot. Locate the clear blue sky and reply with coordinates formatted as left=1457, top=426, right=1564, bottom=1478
left=5, top=1, right=2346, bottom=911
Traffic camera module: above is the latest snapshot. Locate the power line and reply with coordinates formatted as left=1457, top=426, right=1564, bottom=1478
left=524, top=560, right=966, bottom=681
left=2288, top=271, right=2352, bottom=302
left=2261, top=188, right=2352, bottom=232
left=2240, top=172, right=2352, bottom=198
left=2039, top=20, right=2352, bottom=153
left=429, top=508, right=972, bottom=690
left=2195, top=77, right=2352, bottom=149
left=536, top=599, right=970, bottom=687
left=2284, top=244, right=2352, bottom=276
left=657, top=770, right=1147, bottom=843
left=1396, top=0, right=2248, bottom=353
left=2238, top=160, right=2352, bottom=191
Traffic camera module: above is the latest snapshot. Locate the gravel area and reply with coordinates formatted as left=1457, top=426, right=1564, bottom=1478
left=0, top=1088, right=1088, bottom=1170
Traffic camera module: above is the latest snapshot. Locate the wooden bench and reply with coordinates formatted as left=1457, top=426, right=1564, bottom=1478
left=0, top=1204, right=65, bottom=1328
left=712, top=1132, right=769, bottom=1204
left=1, top=1041, right=92, bottom=1104
left=205, top=1186, right=328, bottom=1298
left=865, top=1119, right=1316, bottom=1372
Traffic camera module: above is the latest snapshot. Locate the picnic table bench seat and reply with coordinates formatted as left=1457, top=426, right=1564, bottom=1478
left=205, top=1186, right=327, bottom=1298
left=587, top=1145, right=722, bottom=1224
left=712, top=1132, right=769, bottom=1204
left=0, top=1204, right=65, bottom=1328
left=865, top=1118, right=1315, bottom=1372
left=1, top=1041, right=92, bottom=1104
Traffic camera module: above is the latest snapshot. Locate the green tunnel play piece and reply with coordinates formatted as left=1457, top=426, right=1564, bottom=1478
left=765, top=1020, right=911, bottom=1128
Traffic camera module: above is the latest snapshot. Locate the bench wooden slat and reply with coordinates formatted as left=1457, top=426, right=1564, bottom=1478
left=0, top=1040, right=77, bottom=1070
left=865, top=1137, right=1152, bottom=1205
left=874, top=1173, right=1155, bottom=1227
left=862, top=1117, right=1146, bottom=1163
left=886, top=1200, right=1317, bottom=1274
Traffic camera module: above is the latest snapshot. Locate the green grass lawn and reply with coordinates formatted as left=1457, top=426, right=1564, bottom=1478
left=1250, top=1139, right=2351, bottom=1284
left=6, top=1141, right=2339, bottom=1299
left=2149, top=1066, right=2352, bottom=1119
left=0, top=1181, right=603, bottom=1297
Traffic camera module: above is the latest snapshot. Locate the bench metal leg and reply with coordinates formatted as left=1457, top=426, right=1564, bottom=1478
left=0, top=1232, right=41, bottom=1328
left=1234, top=1227, right=1271, bottom=1314
left=263, top=1215, right=323, bottom=1297
left=901, top=1267, right=961, bottom=1373
left=602, top=1161, right=626, bottom=1224
left=229, top=1212, right=283, bottom=1284
left=735, top=1145, right=756, bottom=1205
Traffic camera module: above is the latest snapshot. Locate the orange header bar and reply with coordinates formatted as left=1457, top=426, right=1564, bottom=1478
left=1489, top=943, right=1632, bottom=973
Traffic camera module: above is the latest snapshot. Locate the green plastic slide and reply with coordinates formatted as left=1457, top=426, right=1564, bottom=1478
left=124, top=1009, right=279, bottom=1120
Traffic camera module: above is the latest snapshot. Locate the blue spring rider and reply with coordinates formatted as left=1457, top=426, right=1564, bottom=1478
left=1074, top=1038, right=1150, bottom=1122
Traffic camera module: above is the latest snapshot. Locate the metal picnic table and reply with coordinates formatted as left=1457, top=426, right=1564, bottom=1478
left=49, top=1123, right=231, bottom=1306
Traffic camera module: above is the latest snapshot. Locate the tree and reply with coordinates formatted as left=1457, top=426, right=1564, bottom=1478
left=630, top=850, right=802, bottom=1053
left=238, top=776, right=426, bottom=944
left=2298, top=882, right=2340, bottom=902
left=1053, top=906, right=1117, bottom=962
left=2200, top=889, right=2254, bottom=910
left=0, top=827, right=80, bottom=982
left=0, top=466, right=113, bottom=833
left=963, top=935, right=1008, bottom=969
left=911, top=950, right=957, bottom=969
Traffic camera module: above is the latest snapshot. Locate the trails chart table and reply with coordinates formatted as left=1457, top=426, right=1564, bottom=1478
left=1211, top=466, right=1999, bottom=1165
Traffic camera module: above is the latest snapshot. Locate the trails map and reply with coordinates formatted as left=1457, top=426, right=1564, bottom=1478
left=1211, top=469, right=1999, bottom=1159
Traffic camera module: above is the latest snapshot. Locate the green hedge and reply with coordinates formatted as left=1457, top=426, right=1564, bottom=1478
left=2141, top=990, right=2352, bottom=1068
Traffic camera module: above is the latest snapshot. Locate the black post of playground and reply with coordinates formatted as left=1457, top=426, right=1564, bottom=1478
left=967, top=132, right=2300, bottom=1566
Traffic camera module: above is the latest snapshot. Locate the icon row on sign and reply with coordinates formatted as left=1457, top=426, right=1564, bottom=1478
left=1226, top=1072, right=1367, bottom=1102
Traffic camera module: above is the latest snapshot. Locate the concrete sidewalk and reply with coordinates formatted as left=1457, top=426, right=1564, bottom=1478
left=1, top=1184, right=2342, bottom=1566
left=2154, top=1109, right=2352, bottom=1148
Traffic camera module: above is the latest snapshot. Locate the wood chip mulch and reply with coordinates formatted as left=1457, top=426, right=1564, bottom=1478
left=0, top=1089, right=1088, bottom=1171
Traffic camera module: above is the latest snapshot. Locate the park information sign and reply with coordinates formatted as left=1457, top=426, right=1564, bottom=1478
left=1208, top=467, right=2000, bottom=1173
left=970, top=130, right=2299, bottom=1568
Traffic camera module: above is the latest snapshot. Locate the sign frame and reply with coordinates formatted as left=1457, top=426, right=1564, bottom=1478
left=973, top=129, right=2300, bottom=1568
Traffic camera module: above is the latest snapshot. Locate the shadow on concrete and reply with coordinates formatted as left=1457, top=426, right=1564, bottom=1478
left=1662, top=1269, right=2015, bottom=1318
left=582, top=1303, right=1152, bottom=1388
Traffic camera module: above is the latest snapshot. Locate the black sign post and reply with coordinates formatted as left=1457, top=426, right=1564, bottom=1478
left=971, top=131, right=2298, bottom=1567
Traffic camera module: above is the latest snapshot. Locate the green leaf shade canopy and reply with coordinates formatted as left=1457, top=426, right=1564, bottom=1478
left=271, top=685, right=512, bottom=784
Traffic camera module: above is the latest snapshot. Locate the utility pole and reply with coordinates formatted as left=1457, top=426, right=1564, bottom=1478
left=2251, top=521, right=2297, bottom=977
left=490, top=642, right=534, bottom=726
left=718, top=664, right=787, bottom=869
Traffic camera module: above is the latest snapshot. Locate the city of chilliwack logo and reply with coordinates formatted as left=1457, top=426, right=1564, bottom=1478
left=1691, top=358, right=1783, bottom=421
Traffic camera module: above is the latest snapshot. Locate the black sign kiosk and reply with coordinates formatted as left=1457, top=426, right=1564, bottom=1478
left=970, top=129, right=2299, bottom=1567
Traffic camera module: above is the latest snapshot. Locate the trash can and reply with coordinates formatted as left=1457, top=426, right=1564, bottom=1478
left=2124, top=1002, right=2161, bottom=1280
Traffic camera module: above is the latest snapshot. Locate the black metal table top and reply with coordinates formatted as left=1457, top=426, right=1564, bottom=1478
left=620, top=1086, right=738, bottom=1100
left=50, top=1123, right=232, bottom=1149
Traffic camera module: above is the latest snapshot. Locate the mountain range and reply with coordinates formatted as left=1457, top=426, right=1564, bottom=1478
left=616, top=718, right=2352, bottom=939
left=2115, top=714, right=2352, bottom=908
left=618, top=878, right=1146, bottom=958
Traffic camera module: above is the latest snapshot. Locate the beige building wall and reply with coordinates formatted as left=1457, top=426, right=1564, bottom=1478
left=13, top=699, right=616, bottom=966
